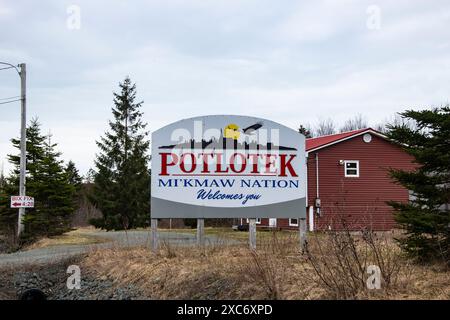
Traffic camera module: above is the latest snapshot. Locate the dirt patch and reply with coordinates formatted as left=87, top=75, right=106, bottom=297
left=24, top=228, right=107, bottom=251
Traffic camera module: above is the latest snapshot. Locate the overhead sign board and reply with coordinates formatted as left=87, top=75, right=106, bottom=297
left=151, top=115, right=306, bottom=218
left=11, top=196, right=34, bottom=208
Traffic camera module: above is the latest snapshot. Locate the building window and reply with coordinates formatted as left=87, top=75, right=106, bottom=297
left=289, top=218, right=299, bottom=226
left=344, top=160, right=359, bottom=177
left=246, top=218, right=261, bottom=224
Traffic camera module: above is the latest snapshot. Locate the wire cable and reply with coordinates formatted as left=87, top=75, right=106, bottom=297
left=0, top=95, right=20, bottom=101
left=0, top=98, right=22, bottom=105
left=0, top=62, right=20, bottom=75
left=0, top=66, right=16, bottom=71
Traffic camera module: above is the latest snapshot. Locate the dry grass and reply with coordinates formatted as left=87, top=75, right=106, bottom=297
left=163, top=227, right=297, bottom=242
left=81, top=231, right=450, bottom=300
left=84, top=244, right=261, bottom=299
left=24, top=227, right=107, bottom=250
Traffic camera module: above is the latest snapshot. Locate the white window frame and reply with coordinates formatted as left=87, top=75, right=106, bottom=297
left=246, top=218, right=261, bottom=224
left=344, top=160, right=359, bottom=178
left=289, top=218, right=299, bottom=227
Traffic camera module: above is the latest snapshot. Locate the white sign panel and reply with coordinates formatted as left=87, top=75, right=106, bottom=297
left=151, top=115, right=306, bottom=218
left=11, top=196, right=34, bottom=208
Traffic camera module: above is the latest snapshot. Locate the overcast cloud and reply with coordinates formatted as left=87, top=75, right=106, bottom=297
left=1, top=0, right=449, bottom=175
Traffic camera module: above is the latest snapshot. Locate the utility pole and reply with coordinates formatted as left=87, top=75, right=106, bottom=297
left=17, top=63, right=26, bottom=237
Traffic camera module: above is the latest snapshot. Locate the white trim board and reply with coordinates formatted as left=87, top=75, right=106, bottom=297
left=306, top=129, right=387, bottom=154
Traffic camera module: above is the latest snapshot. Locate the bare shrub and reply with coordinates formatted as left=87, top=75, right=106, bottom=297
left=258, top=230, right=299, bottom=257
left=242, top=249, right=280, bottom=299
left=160, top=239, right=177, bottom=259
left=361, top=229, right=402, bottom=288
left=202, top=229, right=232, bottom=256
left=303, top=222, right=404, bottom=299
left=237, top=231, right=308, bottom=300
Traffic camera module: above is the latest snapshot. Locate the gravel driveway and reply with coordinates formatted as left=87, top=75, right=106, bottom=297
left=0, top=230, right=237, bottom=267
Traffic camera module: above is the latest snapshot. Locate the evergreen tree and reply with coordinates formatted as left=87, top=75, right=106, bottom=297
left=65, top=160, right=83, bottom=218
left=0, top=177, right=17, bottom=244
left=65, top=161, right=82, bottom=189
left=91, top=77, right=150, bottom=230
left=31, top=133, right=76, bottom=236
left=298, top=124, right=312, bottom=138
left=387, top=106, right=450, bottom=264
left=8, top=118, right=47, bottom=193
left=0, top=119, right=46, bottom=239
left=0, top=119, right=76, bottom=240
left=0, top=163, right=5, bottom=188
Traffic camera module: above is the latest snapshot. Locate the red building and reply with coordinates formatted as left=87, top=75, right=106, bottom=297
left=242, top=128, right=416, bottom=231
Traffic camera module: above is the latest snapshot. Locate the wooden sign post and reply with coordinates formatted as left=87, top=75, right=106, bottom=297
left=197, top=218, right=205, bottom=246
left=299, top=218, right=307, bottom=252
left=151, top=218, right=158, bottom=253
left=249, top=218, right=257, bottom=250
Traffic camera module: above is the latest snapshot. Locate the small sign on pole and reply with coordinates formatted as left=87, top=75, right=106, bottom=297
left=11, top=196, right=34, bottom=208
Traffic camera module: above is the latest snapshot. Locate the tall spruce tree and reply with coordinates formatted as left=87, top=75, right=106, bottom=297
left=387, top=106, right=450, bottom=264
left=65, top=160, right=83, bottom=216
left=33, top=133, right=76, bottom=236
left=91, top=77, right=150, bottom=230
left=0, top=119, right=76, bottom=241
left=0, top=119, right=46, bottom=239
left=65, top=160, right=82, bottom=195
left=8, top=118, right=47, bottom=194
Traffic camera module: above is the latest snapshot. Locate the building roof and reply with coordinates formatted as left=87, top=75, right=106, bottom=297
left=306, top=128, right=385, bottom=152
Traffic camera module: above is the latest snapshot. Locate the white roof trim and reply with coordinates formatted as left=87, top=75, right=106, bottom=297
left=306, top=129, right=387, bottom=154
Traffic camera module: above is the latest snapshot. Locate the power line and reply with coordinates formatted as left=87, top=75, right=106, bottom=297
left=0, top=67, right=16, bottom=70
left=0, top=95, right=20, bottom=101
left=0, top=98, right=22, bottom=105
left=0, top=66, right=16, bottom=71
left=0, top=62, right=20, bottom=75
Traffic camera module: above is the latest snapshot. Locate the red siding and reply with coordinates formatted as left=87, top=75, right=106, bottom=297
left=305, top=134, right=415, bottom=230
left=241, top=134, right=415, bottom=231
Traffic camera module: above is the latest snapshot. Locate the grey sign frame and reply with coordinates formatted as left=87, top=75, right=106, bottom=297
left=151, top=115, right=307, bottom=219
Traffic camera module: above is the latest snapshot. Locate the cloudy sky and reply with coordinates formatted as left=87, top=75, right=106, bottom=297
left=1, top=0, right=449, bottom=175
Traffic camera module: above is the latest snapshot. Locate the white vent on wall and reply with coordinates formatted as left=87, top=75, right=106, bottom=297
left=363, top=133, right=372, bottom=143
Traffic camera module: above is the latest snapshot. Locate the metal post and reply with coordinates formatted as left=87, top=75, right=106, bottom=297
left=196, top=218, right=204, bottom=246
left=308, top=206, right=314, bottom=232
left=17, top=63, right=26, bottom=237
left=151, top=218, right=158, bottom=252
left=249, top=218, right=256, bottom=250
left=299, top=218, right=307, bottom=252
